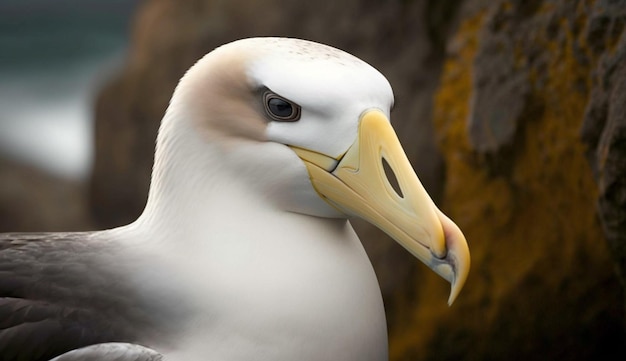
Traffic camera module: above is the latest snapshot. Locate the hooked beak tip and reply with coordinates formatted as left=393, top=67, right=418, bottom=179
left=437, top=209, right=470, bottom=306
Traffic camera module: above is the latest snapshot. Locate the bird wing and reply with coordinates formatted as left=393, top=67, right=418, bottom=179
left=48, top=342, right=163, bottom=361
left=0, top=233, right=171, bottom=361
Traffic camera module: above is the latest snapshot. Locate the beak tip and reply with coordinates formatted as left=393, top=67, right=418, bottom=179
left=447, top=287, right=457, bottom=306
left=447, top=245, right=470, bottom=306
left=428, top=245, right=470, bottom=306
left=437, top=210, right=470, bottom=306
left=447, top=276, right=463, bottom=306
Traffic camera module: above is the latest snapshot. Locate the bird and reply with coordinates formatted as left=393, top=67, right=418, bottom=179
left=0, top=37, right=469, bottom=361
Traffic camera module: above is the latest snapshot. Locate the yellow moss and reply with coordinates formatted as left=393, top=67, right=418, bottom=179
left=507, top=5, right=602, bottom=272
left=390, top=1, right=614, bottom=359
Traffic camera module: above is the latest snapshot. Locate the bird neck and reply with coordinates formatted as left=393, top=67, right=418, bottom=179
left=128, top=107, right=328, bottom=247
left=135, top=112, right=237, bottom=237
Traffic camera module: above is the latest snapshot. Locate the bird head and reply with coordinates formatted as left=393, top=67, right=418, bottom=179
left=158, top=37, right=470, bottom=304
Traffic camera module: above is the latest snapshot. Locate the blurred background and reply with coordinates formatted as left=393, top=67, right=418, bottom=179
left=1, top=0, right=625, bottom=359
left=0, top=0, right=138, bottom=230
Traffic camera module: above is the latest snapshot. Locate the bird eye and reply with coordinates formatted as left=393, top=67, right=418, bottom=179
left=263, top=91, right=301, bottom=122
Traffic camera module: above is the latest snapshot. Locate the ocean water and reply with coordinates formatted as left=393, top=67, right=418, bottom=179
left=0, top=0, right=138, bottom=181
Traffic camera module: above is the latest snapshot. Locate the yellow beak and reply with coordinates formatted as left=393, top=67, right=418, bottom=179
left=290, top=109, right=470, bottom=305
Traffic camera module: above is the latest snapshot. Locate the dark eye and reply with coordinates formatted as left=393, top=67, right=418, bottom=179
left=263, top=91, right=301, bottom=122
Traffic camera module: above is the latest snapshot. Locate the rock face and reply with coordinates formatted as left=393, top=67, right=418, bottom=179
left=89, top=0, right=626, bottom=359
left=0, top=156, right=92, bottom=233
left=581, top=0, right=626, bottom=303
left=429, top=0, right=626, bottom=359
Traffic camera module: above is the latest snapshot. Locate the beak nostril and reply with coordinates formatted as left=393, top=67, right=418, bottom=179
left=382, top=157, right=403, bottom=199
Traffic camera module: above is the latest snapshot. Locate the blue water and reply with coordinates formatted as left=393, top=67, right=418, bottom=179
left=0, top=0, right=139, bottom=180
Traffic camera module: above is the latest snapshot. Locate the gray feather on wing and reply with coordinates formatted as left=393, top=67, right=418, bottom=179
left=48, top=342, right=163, bottom=361
left=0, top=232, right=179, bottom=361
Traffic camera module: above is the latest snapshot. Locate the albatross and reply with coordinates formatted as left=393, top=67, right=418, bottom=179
left=0, top=37, right=470, bottom=361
